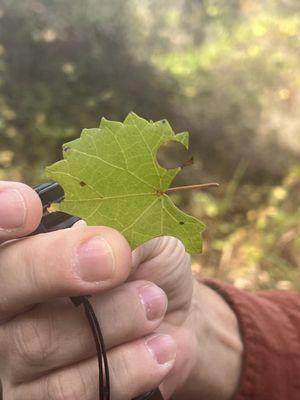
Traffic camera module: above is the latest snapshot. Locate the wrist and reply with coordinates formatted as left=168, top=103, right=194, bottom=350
left=173, top=279, right=243, bottom=400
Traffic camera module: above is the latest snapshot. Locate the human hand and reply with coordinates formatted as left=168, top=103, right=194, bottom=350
left=0, top=180, right=243, bottom=400
left=131, top=236, right=244, bottom=400
left=0, top=181, right=177, bottom=399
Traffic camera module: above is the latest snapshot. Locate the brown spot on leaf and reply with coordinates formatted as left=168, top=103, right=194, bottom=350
left=79, top=181, right=86, bottom=187
left=179, top=221, right=185, bottom=225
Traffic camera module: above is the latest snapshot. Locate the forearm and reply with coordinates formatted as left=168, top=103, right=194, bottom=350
left=173, top=279, right=243, bottom=400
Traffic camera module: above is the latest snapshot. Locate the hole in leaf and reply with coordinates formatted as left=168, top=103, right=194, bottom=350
left=79, top=181, right=86, bottom=187
left=63, top=146, right=71, bottom=152
left=157, top=140, right=191, bottom=170
left=179, top=221, right=185, bottom=225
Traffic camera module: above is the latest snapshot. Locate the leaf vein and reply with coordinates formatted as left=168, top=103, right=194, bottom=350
left=121, top=198, right=159, bottom=234
left=51, top=170, right=103, bottom=197
left=71, top=148, right=156, bottom=191
left=63, top=193, right=156, bottom=202
left=134, top=123, right=162, bottom=189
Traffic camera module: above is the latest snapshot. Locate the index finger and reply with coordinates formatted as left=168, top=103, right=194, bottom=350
left=0, top=181, right=42, bottom=244
left=0, top=226, right=132, bottom=321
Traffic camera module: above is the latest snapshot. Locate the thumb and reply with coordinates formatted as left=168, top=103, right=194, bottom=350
left=130, top=236, right=193, bottom=312
left=0, top=181, right=42, bottom=244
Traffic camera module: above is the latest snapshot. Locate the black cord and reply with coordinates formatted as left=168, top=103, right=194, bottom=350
left=83, top=299, right=105, bottom=400
left=83, top=297, right=110, bottom=400
left=71, top=296, right=158, bottom=400
left=71, top=296, right=110, bottom=400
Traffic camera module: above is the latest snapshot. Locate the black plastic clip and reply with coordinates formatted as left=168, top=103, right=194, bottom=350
left=31, top=182, right=81, bottom=235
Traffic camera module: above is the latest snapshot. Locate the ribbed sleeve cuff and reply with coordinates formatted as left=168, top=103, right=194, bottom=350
left=201, top=279, right=300, bottom=400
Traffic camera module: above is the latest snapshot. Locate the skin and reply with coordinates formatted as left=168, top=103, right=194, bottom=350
left=0, top=181, right=243, bottom=400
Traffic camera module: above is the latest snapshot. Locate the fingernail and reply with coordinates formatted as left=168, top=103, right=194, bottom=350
left=138, top=284, right=167, bottom=320
left=146, top=334, right=177, bottom=365
left=77, top=236, right=115, bottom=282
left=73, top=219, right=87, bottom=229
left=0, top=189, right=26, bottom=230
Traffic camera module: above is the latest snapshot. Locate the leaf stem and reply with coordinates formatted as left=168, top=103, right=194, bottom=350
left=166, top=182, right=219, bottom=193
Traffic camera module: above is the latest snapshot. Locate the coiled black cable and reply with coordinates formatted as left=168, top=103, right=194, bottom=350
left=71, top=295, right=159, bottom=400
left=71, top=295, right=110, bottom=400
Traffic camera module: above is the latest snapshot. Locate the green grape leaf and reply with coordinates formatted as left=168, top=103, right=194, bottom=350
left=46, top=112, right=205, bottom=253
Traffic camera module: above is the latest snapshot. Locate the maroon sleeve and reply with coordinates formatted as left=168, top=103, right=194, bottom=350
left=203, top=279, right=300, bottom=400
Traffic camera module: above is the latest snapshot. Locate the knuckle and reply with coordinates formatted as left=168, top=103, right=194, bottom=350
left=15, top=237, right=56, bottom=295
left=106, top=287, right=143, bottom=340
left=10, top=308, right=59, bottom=368
left=0, top=292, right=11, bottom=321
left=110, top=349, right=134, bottom=390
left=1, top=385, right=16, bottom=400
left=0, top=326, right=8, bottom=361
left=45, top=367, right=91, bottom=400
left=25, top=232, right=77, bottom=292
left=163, top=239, right=190, bottom=277
left=109, top=346, right=155, bottom=400
left=22, top=243, right=44, bottom=291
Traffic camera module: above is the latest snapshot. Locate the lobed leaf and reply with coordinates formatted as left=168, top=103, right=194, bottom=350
left=46, top=112, right=205, bottom=253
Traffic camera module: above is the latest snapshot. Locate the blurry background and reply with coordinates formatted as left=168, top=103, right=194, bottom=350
left=0, top=0, right=299, bottom=290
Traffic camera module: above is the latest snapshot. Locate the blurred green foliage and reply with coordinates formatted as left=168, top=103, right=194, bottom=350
left=153, top=12, right=300, bottom=180
left=187, top=166, right=300, bottom=291
left=0, top=0, right=299, bottom=290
